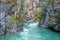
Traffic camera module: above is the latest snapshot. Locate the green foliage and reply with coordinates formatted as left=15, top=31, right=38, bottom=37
left=33, top=2, right=46, bottom=21
left=0, top=0, right=17, bottom=2
left=41, top=2, right=46, bottom=10
left=8, top=14, right=24, bottom=27
left=12, top=0, right=17, bottom=3
left=21, top=3, right=25, bottom=10
left=0, top=0, right=6, bottom=2
left=33, top=13, right=41, bottom=21
left=20, top=0, right=25, bottom=10
left=49, top=0, right=54, bottom=3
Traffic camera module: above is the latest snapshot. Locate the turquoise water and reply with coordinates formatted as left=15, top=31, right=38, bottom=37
left=0, top=22, right=60, bottom=40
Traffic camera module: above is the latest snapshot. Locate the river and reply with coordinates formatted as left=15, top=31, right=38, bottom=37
left=0, top=22, right=60, bottom=40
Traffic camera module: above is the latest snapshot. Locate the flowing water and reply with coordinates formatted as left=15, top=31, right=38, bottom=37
left=0, top=22, right=60, bottom=40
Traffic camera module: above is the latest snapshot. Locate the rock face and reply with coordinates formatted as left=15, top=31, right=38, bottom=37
left=0, top=2, right=23, bottom=35
left=24, top=0, right=41, bottom=21
left=0, top=2, right=10, bottom=34
left=39, top=2, right=60, bottom=31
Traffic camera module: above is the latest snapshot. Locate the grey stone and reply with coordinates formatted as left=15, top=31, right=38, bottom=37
left=39, top=3, right=60, bottom=31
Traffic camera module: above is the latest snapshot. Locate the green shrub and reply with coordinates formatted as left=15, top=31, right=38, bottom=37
left=33, top=13, right=41, bottom=21
left=49, top=0, right=54, bottom=3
